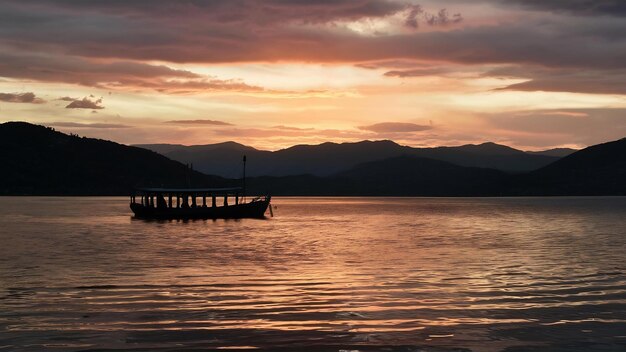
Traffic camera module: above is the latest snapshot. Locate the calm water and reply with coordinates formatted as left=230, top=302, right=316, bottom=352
left=1, top=197, right=625, bottom=352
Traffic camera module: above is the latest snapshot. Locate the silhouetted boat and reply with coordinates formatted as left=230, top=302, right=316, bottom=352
left=130, top=155, right=271, bottom=219
left=130, top=188, right=270, bottom=219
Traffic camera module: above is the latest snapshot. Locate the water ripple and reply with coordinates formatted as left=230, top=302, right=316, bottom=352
left=1, top=197, right=625, bottom=351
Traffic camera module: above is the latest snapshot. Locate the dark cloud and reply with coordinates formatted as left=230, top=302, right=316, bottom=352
left=143, top=78, right=264, bottom=94
left=356, top=60, right=427, bottom=70
left=0, top=50, right=264, bottom=93
left=500, top=74, right=626, bottom=95
left=404, top=4, right=423, bottom=28
left=164, top=119, right=233, bottom=126
left=384, top=67, right=451, bottom=77
left=0, top=92, right=45, bottom=104
left=504, top=0, right=626, bottom=17
left=359, top=122, right=433, bottom=133
left=2, top=0, right=408, bottom=26
left=65, top=96, right=104, bottom=109
left=47, top=122, right=130, bottom=128
left=487, top=66, right=626, bottom=95
left=403, top=5, right=462, bottom=29
left=424, top=9, right=463, bottom=26
left=0, top=50, right=197, bottom=85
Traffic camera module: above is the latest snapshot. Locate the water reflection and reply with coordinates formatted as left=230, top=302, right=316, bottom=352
left=0, top=197, right=625, bottom=351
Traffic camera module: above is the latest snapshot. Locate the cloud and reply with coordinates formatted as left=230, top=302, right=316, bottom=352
left=271, top=125, right=315, bottom=131
left=384, top=67, right=451, bottom=77
left=0, top=92, right=45, bottom=104
left=132, top=78, right=265, bottom=94
left=58, top=96, right=77, bottom=102
left=356, top=59, right=428, bottom=70
left=0, top=50, right=266, bottom=94
left=0, top=50, right=199, bottom=85
left=487, top=66, right=626, bottom=95
left=65, top=96, right=105, bottom=109
left=504, top=0, right=626, bottom=17
left=403, top=5, right=462, bottom=29
left=500, top=75, right=626, bottom=95
left=47, top=122, right=130, bottom=128
left=164, top=119, right=233, bottom=126
left=9, top=0, right=409, bottom=24
left=358, top=122, right=433, bottom=133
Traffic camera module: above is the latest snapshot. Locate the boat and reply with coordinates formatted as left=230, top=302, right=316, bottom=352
left=130, top=188, right=270, bottom=219
left=129, top=156, right=271, bottom=219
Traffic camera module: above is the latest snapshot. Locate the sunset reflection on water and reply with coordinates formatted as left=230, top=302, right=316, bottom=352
left=1, top=197, right=625, bottom=351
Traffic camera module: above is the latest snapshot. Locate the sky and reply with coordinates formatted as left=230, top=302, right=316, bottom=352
left=1, top=0, right=626, bottom=150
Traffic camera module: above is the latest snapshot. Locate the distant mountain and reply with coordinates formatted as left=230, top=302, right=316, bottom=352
left=526, top=148, right=577, bottom=157
left=247, top=138, right=625, bottom=196
left=246, top=156, right=507, bottom=196
left=0, top=122, right=229, bottom=195
left=514, top=138, right=626, bottom=195
left=137, top=140, right=561, bottom=177
left=136, top=142, right=269, bottom=179
left=439, top=141, right=522, bottom=156
left=409, top=142, right=557, bottom=173
left=137, top=142, right=256, bottom=155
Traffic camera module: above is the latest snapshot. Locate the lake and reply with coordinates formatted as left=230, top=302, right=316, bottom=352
left=1, top=197, right=625, bottom=351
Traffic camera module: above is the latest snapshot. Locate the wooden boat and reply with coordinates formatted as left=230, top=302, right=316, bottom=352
left=130, top=155, right=271, bottom=219
left=130, top=188, right=270, bottom=219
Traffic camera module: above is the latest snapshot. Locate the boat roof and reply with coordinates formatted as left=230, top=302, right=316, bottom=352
left=136, top=187, right=242, bottom=194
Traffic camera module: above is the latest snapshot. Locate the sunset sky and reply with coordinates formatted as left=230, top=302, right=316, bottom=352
left=1, top=0, right=626, bottom=150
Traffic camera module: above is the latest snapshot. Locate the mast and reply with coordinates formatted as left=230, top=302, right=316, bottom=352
left=242, top=155, right=247, bottom=202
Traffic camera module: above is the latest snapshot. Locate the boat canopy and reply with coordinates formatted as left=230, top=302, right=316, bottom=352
left=135, top=187, right=242, bottom=195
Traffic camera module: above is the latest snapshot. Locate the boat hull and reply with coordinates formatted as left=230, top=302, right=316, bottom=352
left=130, top=196, right=271, bottom=219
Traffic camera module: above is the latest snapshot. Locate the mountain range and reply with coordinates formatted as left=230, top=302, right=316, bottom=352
left=245, top=136, right=626, bottom=196
left=136, top=141, right=576, bottom=178
left=1, top=121, right=623, bottom=196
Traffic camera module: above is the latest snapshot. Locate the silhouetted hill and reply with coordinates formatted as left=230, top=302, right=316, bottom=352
left=335, top=156, right=508, bottom=196
left=526, top=148, right=577, bottom=157
left=0, top=122, right=229, bottom=195
left=513, top=138, right=626, bottom=195
left=133, top=143, right=187, bottom=155
left=247, top=156, right=507, bottom=196
left=137, top=140, right=560, bottom=177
